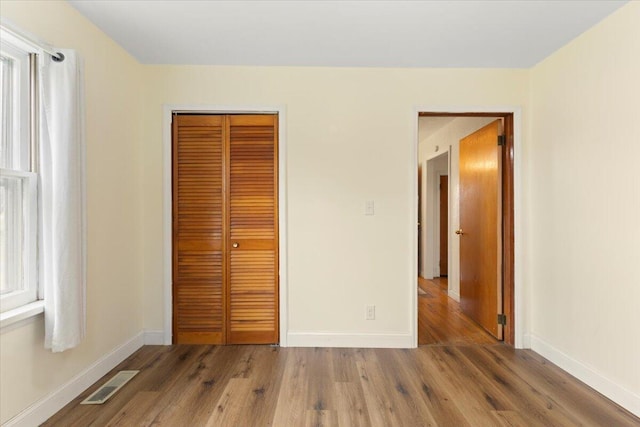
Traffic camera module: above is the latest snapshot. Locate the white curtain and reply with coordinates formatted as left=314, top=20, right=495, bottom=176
left=39, top=49, right=86, bottom=352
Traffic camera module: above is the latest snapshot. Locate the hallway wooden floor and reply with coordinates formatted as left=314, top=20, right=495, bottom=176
left=44, top=344, right=639, bottom=426
left=418, top=276, right=497, bottom=346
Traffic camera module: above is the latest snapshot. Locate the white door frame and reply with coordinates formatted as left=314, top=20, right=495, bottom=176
left=162, top=104, right=288, bottom=346
left=411, top=106, right=524, bottom=349
left=428, top=153, right=449, bottom=279
left=435, top=169, right=449, bottom=278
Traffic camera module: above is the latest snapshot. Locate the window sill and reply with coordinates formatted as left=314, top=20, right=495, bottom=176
left=0, top=300, right=44, bottom=331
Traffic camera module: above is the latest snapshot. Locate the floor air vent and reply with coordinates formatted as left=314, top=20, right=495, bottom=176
left=80, top=370, right=139, bottom=405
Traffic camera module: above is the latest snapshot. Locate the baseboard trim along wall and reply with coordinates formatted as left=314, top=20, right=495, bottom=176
left=143, top=330, right=165, bottom=345
left=447, top=290, right=460, bottom=302
left=530, top=334, right=640, bottom=418
left=522, top=333, right=531, bottom=349
left=287, top=332, right=415, bottom=348
left=4, top=330, right=164, bottom=427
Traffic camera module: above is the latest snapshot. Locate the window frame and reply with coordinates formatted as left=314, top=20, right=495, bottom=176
left=0, top=169, right=38, bottom=311
left=0, top=26, right=41, bottom=316
left=1, top=40, right=30, bottom=171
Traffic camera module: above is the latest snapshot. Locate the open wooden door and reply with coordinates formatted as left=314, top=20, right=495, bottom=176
left=439, top=175, right=448, bottom=276
left=458, top=120, right=503, bottom=339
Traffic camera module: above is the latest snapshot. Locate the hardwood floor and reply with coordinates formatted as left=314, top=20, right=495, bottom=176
left=418, top=276, right=496, bottom=346
left=44, top=343, right=639, bottom=426
left=43, top=278, right=637, bottom=426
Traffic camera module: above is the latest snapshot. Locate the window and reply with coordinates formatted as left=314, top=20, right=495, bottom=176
left=0, top=29, right=39, bottom=313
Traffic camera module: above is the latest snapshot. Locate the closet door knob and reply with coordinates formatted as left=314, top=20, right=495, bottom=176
left=232, top=242, right=239, bottom=248
left=455, top=229, right=464, bottom=235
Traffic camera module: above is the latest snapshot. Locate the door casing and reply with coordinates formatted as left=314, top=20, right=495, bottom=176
left=423, top=151, right=448, bottom=279
left=162, top=105, right=288, bottom=346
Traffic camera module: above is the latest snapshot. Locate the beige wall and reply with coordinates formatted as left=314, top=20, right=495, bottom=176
left=140, top=67, right=529, bottom=339
left=0, top=1, right=145, bottom=423
left=529, top=1, right=640, bottom=408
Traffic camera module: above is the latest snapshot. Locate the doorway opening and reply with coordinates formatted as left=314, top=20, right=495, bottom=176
left=417, top=112, right=515, bottom=346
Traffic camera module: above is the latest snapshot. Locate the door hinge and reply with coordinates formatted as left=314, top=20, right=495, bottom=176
left=497, top=135, right=506, bottom=146
left=497, top=314, right=507, bottom=325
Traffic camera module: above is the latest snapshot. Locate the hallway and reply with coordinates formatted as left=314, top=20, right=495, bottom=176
left=418, top=277, right=497, bottom=346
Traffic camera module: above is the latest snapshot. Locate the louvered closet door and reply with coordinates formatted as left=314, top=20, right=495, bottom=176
left=172, top=115, right=225, bottom=344
left=226, top=115, right=279, bottom=344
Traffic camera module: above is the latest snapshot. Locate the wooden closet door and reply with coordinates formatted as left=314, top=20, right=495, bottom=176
left=226, top=115, right=279, bottom=344
left=172, top=115, right=226, bottom=344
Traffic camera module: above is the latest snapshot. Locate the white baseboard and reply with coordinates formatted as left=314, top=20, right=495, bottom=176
left=530, top=334, right=640, bottom=418
left=522, top=333, right=531, bottom=349
left=143, top=330, right=165, bottom=345
left=4, top=332, right=145, bottom=427
left=287, top=332, right=414, bottom=348
left=448, top=290, right=460, bottom=302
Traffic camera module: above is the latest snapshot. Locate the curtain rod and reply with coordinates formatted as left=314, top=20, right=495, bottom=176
left=41, top=47, right=64, bottom=62
left=1, top=25, right=65, bottom=62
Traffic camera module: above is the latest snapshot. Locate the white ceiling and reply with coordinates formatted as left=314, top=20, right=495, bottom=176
left=68, top=0, right=627, bottom=68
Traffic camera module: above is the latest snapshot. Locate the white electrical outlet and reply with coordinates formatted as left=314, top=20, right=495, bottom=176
left=366, top=305, right=375, bottom=320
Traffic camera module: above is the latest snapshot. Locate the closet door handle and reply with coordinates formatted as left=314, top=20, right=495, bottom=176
left=232, top=242, right=239, bottom=248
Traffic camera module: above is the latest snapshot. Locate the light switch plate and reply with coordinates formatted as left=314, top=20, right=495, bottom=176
left=365, top=200, right=375, bottom=216
left=366, top=305, right=375, bottom=320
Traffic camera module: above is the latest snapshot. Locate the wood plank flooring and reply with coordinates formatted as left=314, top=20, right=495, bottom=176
left=44, top=344, right=639, bottom=426
left=418, top=276, right=497, bottom=345
left=43, top=277, right=638, bottom=426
